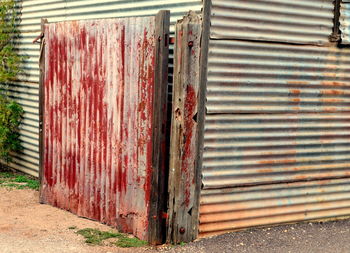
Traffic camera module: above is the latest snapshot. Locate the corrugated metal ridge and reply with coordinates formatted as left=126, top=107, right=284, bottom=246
left=199, top=178, right=350, bottom=236
left=210, top=0, right=335, bottom=45
left=202, top=112, right=350, bottom=188
left=206, top=40, right=350, bottom=114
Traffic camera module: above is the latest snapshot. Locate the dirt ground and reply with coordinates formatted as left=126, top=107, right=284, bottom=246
left=2, top=187, right=350, bottom=253
left=0, top=188, right=151, bottom=253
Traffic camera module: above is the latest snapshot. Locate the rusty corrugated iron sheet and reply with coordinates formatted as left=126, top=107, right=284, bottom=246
left=206, top=40, right=350, bottom=114
left=41, top=17, right=160, bottom=240
left=199, top=12, right=350, bottom=236
left=203, top=113, right=350, bottom=188
left=199, top=178, right=350, bottom=236
left=14, top=0, right=202, bottom=177
left=340, top=0, right=350, bottom=44
left=203, top=39, right=350, bottom=187
left=209, top=0, right=334, bottom=45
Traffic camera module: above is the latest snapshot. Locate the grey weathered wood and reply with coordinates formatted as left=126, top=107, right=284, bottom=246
left=331, top=0, right=341, bottom=42
left=39, top=18, right=48, bottom=204
left=148, top=10, right=170, bottom=245
left=167, top=11, right=203, bottom=243
left=191, top=0, right=212, bottom=241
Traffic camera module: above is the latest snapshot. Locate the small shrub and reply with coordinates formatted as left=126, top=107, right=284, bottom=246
left=0, top=95, right=23, bottom=162
left=0, top=0, right=25, bottom=164
left=0, top=0, right=23, bottom=83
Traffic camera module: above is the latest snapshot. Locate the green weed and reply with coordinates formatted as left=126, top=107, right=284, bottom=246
left=0, top=171, right=39, bottom=190
left=76, top=228, right=147, bottom=248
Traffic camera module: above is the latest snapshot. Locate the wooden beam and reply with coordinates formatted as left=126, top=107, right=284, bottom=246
left=38, top=18, right=48, bottom=204
left=148, top=10, right=170, bottom=245
left=167, top=11, right=203, bottom=243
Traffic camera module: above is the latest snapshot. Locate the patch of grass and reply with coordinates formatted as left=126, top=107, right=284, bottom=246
left=77, top=228, right=123, bottom=245
left=115, top=237, right=148, bottom=248
left=0, top=171, right=39, bottom=190
left=76, top=228, right=147, bottom=248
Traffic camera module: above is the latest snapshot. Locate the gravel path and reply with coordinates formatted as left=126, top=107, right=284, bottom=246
left=165, top=219, right=350, bottom=253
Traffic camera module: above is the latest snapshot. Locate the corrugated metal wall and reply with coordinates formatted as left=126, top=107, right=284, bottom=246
left=13, top=0, right=202, bottom=177
left=200, top=178, right=350, bottom=237
left=41, top=16, right=166, bottom=240
left=209, top=0, right=334, bottom=45
left=199, top=0, right=350, bottom=237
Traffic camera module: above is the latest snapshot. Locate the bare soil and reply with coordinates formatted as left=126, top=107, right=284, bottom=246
left=2, top=187, right=350, bottom=253
left=0, top=188, right=150, bottom=253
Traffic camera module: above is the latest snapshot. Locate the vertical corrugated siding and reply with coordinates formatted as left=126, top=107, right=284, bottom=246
left=41, top=17, right=157, bottom=240
left=340, top=1, right=350, bottom=44
left=209, top=0, right=335, bottom=45
left=13, top=0, right=202, bottom=176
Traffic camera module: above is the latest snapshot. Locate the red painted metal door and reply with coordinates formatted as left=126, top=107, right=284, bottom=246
left=40, top=12, right=170, bottom=242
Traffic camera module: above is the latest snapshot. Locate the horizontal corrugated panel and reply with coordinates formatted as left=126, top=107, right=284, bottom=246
left=14, top=0, right=202, bottom=176
left=210, top=0, right=334, bottom=45
left=203, top=113, right=350, bottom=188
left=199, top=178, right=350, bottom=236
left=340, top=1, right=350, bottom=44
left=206, top=40, right=350, bottom=114
left=20, top=0, right=202, bottom=32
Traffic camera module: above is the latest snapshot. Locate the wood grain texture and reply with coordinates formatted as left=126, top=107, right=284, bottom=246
left=39, top=18, right=48, bottom=203
left=148, top=10, right=170, bottom=245
left=167, top=11, right=202, bottom=243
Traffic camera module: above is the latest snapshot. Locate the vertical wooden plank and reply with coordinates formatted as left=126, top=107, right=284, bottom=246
left=331, top=0, right=341, bottom=42
left=39, top=18, right=48, bottom=203
left=191, top=0, right=211, bottom=241
left=148, top=10, right=170, bottom=245
left=167, top=11, right=203, bottom=243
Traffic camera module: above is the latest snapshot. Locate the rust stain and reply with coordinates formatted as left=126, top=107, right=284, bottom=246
left=291, top=98, right=301, bottom=103
left=321, top=81, right=347, bottom=86
left=41, top=17, right=160, bottom=241
left=258, top=169, right=274, bottom=173
left=324, top=107, right=337, bottom=112
left=290, top=89, right=301, bottom=95
left=321, top=98, right=343, bottom=103
left=321, top=90, right=345, bottom=95
left=182, top=84, right=197, bottom=207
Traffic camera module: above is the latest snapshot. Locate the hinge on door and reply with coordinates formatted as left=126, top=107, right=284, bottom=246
left=33, top=32, right=44, bottom=44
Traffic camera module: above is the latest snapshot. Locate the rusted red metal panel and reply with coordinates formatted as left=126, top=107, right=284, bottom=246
left=40, top=15, right=169, bottom=241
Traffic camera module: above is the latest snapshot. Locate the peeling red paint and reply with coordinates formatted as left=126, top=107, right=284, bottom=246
left=182, top=85, right=197, bottom=207
left=41, top=17, right=159, bottom=241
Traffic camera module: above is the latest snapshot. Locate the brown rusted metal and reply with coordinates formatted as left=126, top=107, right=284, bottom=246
left=40, top=14, right=169, bottom=242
